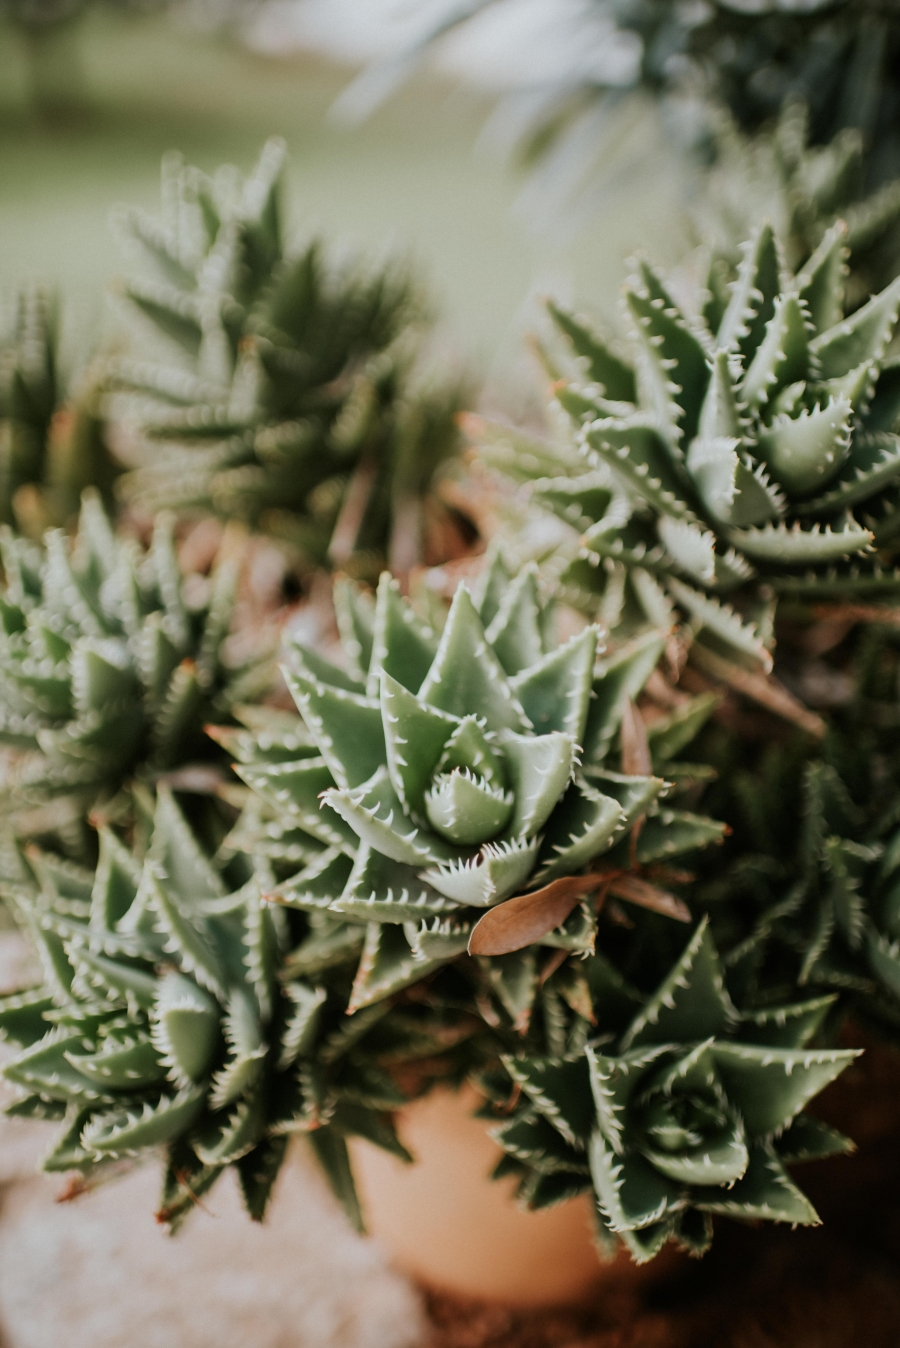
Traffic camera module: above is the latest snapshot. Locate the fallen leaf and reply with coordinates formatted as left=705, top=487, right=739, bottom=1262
left=620, top=698, right=653, bottom=778
left=608, top=873, right=691, bottom=922
left=688, top=640, right=825, bottom=739
left=606, top=900, right=634, bottom=928
left=154, top=765, right=229, bottom=795
left=538, top=948, right=570, bottom=988
left=646, top=867, right=696, bottom=885
left=467, top=874, right=610, bottom=957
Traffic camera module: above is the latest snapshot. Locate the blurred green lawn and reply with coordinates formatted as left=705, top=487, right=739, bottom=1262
left=0, top=13, right=688, bottom=380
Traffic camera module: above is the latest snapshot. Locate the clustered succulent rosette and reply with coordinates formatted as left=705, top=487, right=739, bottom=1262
left=0, top=286, right=116, bottom=534
left=0, top=790, right=445, bottom=1231
left=0, top=491, right=270, bottom=860
left=484, top=918, right=858, bottom=1263
left=481, top=221, right=900, bottom=667
left=703, top=104, right=900, bottom=309
left=227, top=556, right=726, bottom=1030
left=112, top=140, right=471, bottom=576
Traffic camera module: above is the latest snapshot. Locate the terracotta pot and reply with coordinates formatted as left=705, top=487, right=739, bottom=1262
left=348, top=1084, right=665, bottom=1308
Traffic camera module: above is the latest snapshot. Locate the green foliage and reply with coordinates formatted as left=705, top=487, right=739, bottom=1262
left=0, top=491, right=271, bottom=861
left=706, top=729, right=900, bottom=1042
left=228, top=557, right=724, bottom=1030
left=113, top=140, right=472, bottom=578
left=488, top=919, right=856, bottom=1263
left=0, top=790, right=430, bottom=1231
left=0, top=101, right=884, bottom=1278
left=702, top=104, right=900, bottom=310
left=358, top=2, right=900, bottom=209
left=0, top=287, right=117, bottom=535
left=480, top=220, right=900, bottom=664
left=0, top=519, right=870, bottom=1267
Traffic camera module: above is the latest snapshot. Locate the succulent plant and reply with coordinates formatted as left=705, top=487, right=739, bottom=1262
left=701, top=104, right=900, bottom=310
left=227, top=556, right=725, bottom=1030
left=0, top=286, right=117, bottom=535
left=480, top=220, right=900, bottom=668
left=0, top=491, right=271, bottom=862
left=712, top=742, right=900, bottom=1042
left=112, top=140, right=473, bottom=578
left=486, top=917, right=858, bottom=1263
left=0, top=789, right=435, bottom=1231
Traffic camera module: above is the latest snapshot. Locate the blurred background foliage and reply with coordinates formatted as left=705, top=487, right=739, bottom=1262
left=0, top=11, right=688, bottom=390
left=342, top=0, right=900, bottom=218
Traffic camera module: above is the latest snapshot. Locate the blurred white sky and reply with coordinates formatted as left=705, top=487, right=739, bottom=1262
left=246, top=0, right=641, bottom=93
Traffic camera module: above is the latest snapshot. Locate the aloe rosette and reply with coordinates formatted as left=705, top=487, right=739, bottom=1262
left=113, top=140, right=470, bottom=575
left=0, top=492, right=270, bottom=858
left=485, top=221, right=900, bottom=667
left=0, top=790, right=431, bottom=1231
left=702, top=104, right=900, bottom=310
left=486, top=918, right=858, bottom=1263
left=230, top=557, right=725, bottom=1025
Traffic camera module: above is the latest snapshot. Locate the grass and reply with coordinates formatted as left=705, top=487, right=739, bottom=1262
left=0, top=13, right=689, bottom=380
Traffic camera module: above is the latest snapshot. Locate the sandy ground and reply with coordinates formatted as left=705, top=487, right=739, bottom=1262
left=0, top=1160, right=425, bottom=1348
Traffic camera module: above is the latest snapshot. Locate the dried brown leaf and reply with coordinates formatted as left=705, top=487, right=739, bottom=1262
left=688, top=641, right=826, bottom=739
left=608, top=873, right=690, bottom=922
left=620, top=698, right=653, bottom=778
left=467, top=874, right=607, bottom=957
